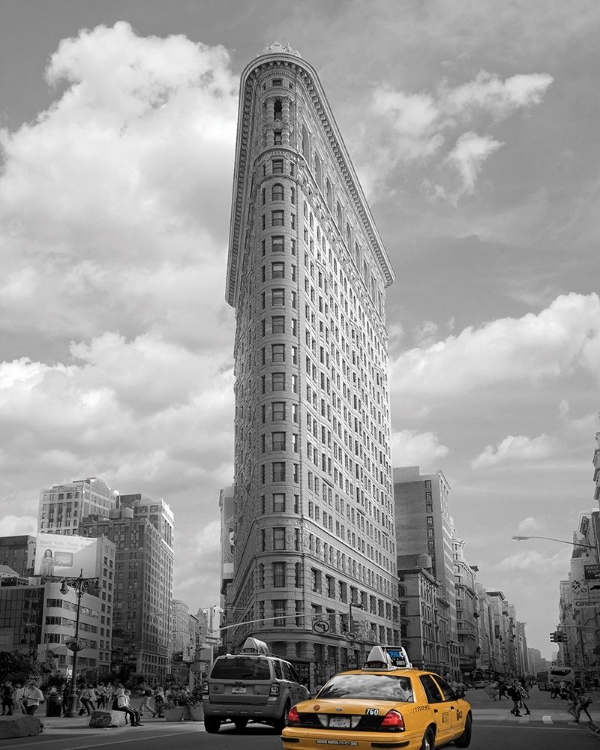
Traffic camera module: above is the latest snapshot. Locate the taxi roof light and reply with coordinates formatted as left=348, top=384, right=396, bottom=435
left=240, top=636, right=269, bottom=654
left=363, top=645, right=412, bottom=671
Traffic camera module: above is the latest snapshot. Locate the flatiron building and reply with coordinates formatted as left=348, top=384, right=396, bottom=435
left=226, top=43, right=397, bottom=687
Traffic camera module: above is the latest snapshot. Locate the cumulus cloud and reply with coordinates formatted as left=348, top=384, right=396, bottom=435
left=495, top=548, right=569, bottom=573
left=0, top=21, right=238, bottom=348
left=471, top=433, right=559, bottom=468
left=391, top=429, right=449, bottom=470
left=517, top=517, right=542, bottom=533
left=356, top=69, right=552, bottom=200
left=390, top=292, right=600, bottom=402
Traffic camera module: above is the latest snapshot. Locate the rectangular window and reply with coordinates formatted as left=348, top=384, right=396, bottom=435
left=272, top=235, right=284, bottom=252
left=272, top=343, right=285, bottom=362
left=272, top=316, right=285, bottom=333
left=273, top=562, right=286, bottom=587
left=272, top=159, right=284, bottom=173
left=272, top=261, right=285, bottom=278
left=273, top=599, right=286, bottom=626
left=272, top=372, right=285, bottom=391
left=272, top=432, right=286, bottom=451
left=272, top=402, right=286, bottom=420
left=272, top=210, right=284, bottom=226
left=272, top=288, right=285, bottom=306
left=273, top=527, right=286, bottom=550
left=273, top=462, right=286, bottom=481
left=273, top=492, right=286, bottom=512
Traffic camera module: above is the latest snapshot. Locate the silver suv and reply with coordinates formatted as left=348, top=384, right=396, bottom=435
left=201, top=637, right=308, bottom=733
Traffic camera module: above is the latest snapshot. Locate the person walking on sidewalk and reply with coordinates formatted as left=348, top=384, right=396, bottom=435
left=23, top=681, right=46, bottom=732
left=507, top=682, right=522, bottom=717
left=574, top=689, right=593, bottom=723
left=1, top=681, right=15, bottom=715
left=517, top=682, right=531, bottom=715
left=139, top=683, right=156, bottom=718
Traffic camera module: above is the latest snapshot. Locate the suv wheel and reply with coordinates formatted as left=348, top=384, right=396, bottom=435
left=204, top=716, right=221, bottom=734
left=234, top=718, right=248, bottom=731
left=273, top=701, right=290, bottom=733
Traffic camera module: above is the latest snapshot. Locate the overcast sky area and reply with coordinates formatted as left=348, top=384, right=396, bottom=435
left=1, top=0, right=599, bottom=660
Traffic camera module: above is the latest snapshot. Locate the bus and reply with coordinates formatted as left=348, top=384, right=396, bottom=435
left=549, top=667, right=576, bottom=686
left=536, top=671, right=550, bottom=690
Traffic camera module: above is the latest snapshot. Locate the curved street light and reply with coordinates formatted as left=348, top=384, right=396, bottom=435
left=511, top=535, right=595, bottom=550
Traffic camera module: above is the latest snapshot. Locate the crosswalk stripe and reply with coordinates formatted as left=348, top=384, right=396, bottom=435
left=542, top=715, right=553, bottom=724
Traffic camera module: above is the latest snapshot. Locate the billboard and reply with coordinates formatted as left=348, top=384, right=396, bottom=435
left=34, top=534, right=99, bottom=578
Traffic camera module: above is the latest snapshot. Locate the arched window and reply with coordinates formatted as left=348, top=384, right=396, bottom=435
left=326, top=178, right=333, bottom=209
left=302, top=125, right=309, bottom=158
left=314, top=152, right=322, bottom=188
left=272, top=183, right=284, bottom=201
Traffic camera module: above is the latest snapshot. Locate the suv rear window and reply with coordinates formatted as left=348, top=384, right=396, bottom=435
left=211, top=656, right=271, bottom=680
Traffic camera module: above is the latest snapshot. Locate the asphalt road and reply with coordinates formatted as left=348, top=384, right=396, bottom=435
left=3, top=686, right=597, bottom=750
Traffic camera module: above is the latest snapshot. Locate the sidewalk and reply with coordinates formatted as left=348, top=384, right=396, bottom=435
left=471, top=705, right=600, bottom=725
left=38, top=710, right=202, bottom=736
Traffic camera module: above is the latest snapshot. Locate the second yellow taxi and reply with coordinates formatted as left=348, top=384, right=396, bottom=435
left=281, top=645, right=472, bottom=749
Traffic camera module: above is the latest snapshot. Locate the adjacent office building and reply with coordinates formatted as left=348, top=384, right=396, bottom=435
left=225, top=43, right=397, bottom=686
left=38, top=477, right=116, bottom=535
left=79, top=494, right=174, bottom=682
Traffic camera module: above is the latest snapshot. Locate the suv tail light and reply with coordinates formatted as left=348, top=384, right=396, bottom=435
left=287, top=706, right=301, bottom=726
left=201, top=681, right=209, bottom=696
left=269, top=682, right=281, bottom=696
left=380, top=709, right=405, bottom=731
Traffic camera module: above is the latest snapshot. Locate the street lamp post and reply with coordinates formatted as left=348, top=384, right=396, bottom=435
left=60, top=569, right=98, bottom=718
left=511, top=535, right=595, bottom=550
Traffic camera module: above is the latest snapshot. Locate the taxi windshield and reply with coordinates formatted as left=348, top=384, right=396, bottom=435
left=318, top=674, right=414, bottom=702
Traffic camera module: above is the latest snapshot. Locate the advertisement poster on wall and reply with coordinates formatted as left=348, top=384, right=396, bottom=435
left=34, top=533, right=99, bottom=578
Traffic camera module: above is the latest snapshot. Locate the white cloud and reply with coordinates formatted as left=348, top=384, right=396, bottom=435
left=471, top=433, right=559, bottom=468
left=495, top=548, right=570, bottom=573
left=391, top=429, right=449, bottom=470
left=390, top=292, right=600, bottom=403
left=0, top=21, right=238, bottom=348
left=356, top=69, right=552, bottom=200
left=517, top=517, right=542, bottom=534
left=0, top=515, right=37, bottom=536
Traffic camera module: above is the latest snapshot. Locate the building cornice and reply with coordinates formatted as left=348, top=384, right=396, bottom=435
left=226, top=51, right=394, bottom=308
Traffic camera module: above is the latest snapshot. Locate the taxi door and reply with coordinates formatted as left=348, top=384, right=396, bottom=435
left=432, top=675, right=464, bottom=739
left=418, top=674, right=455, bottom=744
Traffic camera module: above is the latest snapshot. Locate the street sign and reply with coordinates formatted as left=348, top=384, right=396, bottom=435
left=312, top=619, right=330, bottom=634
left=346, top=631, right=357, bottom=641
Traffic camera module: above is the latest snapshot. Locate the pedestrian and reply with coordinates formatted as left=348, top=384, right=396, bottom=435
left=153, top=686, right=165, bottom=717
left=507, top=682, right=522, bottom=717
left=1, top=681, right=15, bottom=715
left=517, top=682, right=531, bottom=715
left=139, top=683, right=156, bottom=718
left=23, top=681, right=46, bottom=731
left=96, top=682, right=106, bottom=709
left=13, top=683, right=25, bottom=714
left=566, top=686, right=578, bottom=721
left=550, top=682, right=559, bottom=699
left=575, top=689, right=593, bottom=723
left=498, top=681, right=507, bottom=700
left=62, top=683, right=72, bottom=715
left=79, top=683, right=97, bottom=715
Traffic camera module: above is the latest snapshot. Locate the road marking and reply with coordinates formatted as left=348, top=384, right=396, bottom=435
left=542, top=715, right=553, bottom=723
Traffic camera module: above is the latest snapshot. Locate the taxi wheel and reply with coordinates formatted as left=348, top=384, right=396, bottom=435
left=273, top=701, right=290, bottom=733
left=234, top=718, right=248, bottom=731
left=421, top=727, right=435, bottom=750
left=204, top=717, right=221, bottom=734
left=454, top=714, right=472, bottom=748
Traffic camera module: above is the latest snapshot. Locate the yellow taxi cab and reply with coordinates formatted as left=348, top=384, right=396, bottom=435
left=281, top=645, right=472, bottom=750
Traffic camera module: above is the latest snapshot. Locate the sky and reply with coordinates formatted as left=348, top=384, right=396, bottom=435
left=1, top=0, right=599, bottom=661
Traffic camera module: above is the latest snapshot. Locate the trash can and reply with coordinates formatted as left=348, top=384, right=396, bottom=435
left=46, top=694, right=63, bottom=716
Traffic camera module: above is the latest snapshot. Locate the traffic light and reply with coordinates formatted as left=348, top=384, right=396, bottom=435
left=550, top=631, right=559, bottom=642
left=556, top=631, right=566, bottom=643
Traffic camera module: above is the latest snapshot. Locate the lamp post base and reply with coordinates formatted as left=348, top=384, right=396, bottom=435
left=62, top=692, right=80, bottom=718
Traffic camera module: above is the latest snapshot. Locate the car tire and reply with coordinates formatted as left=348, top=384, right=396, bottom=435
left=454, top=713, right=472, bottom=748
left=273, top=701, right=290, bottom=733
left=421, top=727, right=435, bottom=750
left=204, top=716, right=221, bottom=734
left=234, top=718, right=248, bottom=731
